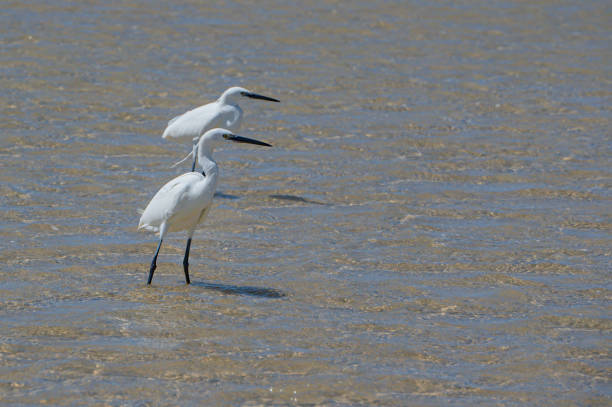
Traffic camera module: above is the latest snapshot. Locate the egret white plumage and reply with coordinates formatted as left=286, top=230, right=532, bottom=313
left=162, top=86, right=279, bottom=171
left=139, top=128, right=271, bottom=285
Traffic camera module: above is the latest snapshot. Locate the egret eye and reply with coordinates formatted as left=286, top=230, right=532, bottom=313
left=240, top=91, right=247, bottom=96
left=223, top=134, right=231, bottom=139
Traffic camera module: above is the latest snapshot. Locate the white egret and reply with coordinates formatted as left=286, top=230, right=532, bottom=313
left=162, top=86, right=279, bottom=171
left=139, top=128, right=271, bottom=285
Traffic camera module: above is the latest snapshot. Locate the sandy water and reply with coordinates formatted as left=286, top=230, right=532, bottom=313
left=1, top=0, right=610, bottom=405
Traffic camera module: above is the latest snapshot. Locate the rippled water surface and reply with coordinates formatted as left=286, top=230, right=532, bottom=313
left=1, top=0, right=610, bottom=405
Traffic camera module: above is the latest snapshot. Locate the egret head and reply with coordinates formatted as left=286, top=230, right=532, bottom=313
left=219, top=86, right=280, bottom=104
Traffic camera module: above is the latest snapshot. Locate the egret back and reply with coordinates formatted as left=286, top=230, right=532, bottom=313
left=162, top=102, right=241, bottom=144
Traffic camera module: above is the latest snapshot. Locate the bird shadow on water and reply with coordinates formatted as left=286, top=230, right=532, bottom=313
left=214, top=191, right=240, bottom=200
left=191, top=281, right=287, bottom=298
left=269, top=194, right=328, bottom=205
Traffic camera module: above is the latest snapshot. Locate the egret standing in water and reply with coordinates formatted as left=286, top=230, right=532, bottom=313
left=139, top=128, right=271, bottom=285
left=162, top=86, right=279, bottom=171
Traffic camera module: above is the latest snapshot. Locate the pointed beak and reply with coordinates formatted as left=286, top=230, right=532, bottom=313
left=242, top=92, right=280, bottom=103
left=224, top=134, right=272, bottom=147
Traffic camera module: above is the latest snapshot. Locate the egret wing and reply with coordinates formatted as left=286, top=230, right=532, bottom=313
left=138, top=173, right=203, bottom=232
left=167, top=113, right=183, bottom=126
left=162, top=103, right=224, bottom=143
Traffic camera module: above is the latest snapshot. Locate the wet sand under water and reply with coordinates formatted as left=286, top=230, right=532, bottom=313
left=1, top=0, right=611, bottom=405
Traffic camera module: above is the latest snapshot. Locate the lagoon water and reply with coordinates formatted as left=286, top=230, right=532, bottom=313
left=1, top=0, right=610, bottom=405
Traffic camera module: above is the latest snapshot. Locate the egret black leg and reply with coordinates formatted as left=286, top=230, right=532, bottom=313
left=147, top=239, right=163, bottom=285
left=191, top=142, right=198, bottom=172
left=183, top=238, right=192, bottom=284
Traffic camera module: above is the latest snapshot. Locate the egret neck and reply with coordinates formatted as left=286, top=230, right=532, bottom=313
left=196, top=140, right=219, bottom=186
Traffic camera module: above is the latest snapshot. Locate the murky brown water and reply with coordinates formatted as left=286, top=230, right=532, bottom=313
left=1, top=0, right=611, bottom=405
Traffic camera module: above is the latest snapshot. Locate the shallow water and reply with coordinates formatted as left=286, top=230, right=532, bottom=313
left=1, top=0, right=610, bottom=405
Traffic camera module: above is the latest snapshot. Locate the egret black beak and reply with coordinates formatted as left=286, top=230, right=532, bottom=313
left=223, top=134, right=272, bottom=147
left=241, top=91, right=280, bottom=103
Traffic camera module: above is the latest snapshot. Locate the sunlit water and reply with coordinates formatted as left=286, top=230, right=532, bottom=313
left=1, top=1, right=610, bottom=405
